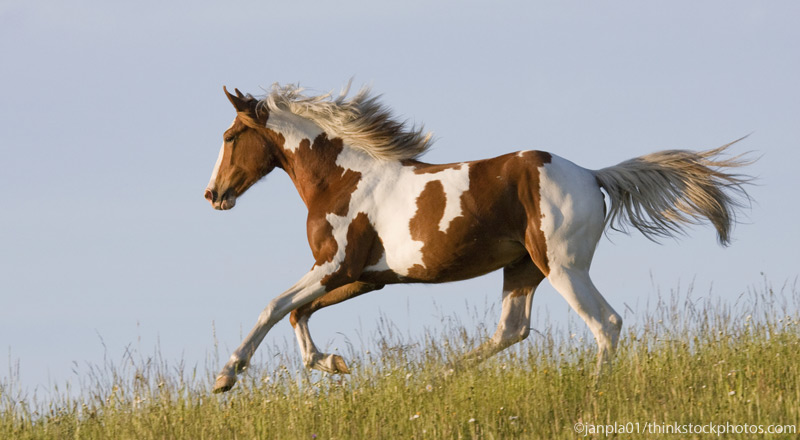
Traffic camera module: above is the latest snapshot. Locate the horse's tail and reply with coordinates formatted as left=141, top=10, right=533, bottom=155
left=592, top=138, right=754, bottom=246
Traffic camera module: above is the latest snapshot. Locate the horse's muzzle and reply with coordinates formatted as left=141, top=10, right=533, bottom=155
left=205, top=188, right=236, bottom=210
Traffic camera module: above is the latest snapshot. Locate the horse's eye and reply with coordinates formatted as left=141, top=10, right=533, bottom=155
left=225, top=136, right=235, bottom=143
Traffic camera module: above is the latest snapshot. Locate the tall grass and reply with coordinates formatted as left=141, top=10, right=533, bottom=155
left=2, top=279, right=799, bottom=439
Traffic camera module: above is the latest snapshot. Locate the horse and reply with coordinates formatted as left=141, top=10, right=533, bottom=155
left=204, top=83, right=752, bottom=393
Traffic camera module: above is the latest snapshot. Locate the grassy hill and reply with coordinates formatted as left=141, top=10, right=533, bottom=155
left=3, top=281, right=799, bottom=439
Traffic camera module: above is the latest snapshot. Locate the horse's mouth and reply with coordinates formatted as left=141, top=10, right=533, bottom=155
left=214, top=196, right=236, bottom=210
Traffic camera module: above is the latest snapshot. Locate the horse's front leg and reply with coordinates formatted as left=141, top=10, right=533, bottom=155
left=212, top=265, right=345, bottom=393
left=291, top=281, right=382, bottom=374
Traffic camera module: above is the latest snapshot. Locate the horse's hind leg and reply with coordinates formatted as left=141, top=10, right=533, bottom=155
left=547, top=267, right=622, bottom=371
left=290, top=281, right=381, bottom=373
left=532, top=155, right=622, bottom=372
left=463, top=257, right=545, bottom=364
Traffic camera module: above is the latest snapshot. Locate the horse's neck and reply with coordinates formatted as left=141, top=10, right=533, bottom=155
left=268, top=112, right=325, bottom=155
left=270, top=115, right=383, bottom=209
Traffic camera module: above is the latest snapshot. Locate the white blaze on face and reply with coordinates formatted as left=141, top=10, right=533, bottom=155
left=208, top=142, right=225, bottom=189
left=207, top=119, right=236, bottom=190
left=332, top=147, right=471, bottom=276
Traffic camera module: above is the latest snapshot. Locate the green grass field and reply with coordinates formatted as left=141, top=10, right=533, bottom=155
left=3, top=280, right=799, bottom=439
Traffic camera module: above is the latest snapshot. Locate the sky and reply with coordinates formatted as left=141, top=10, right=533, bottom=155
left=2, top=1, right=799, bottom=394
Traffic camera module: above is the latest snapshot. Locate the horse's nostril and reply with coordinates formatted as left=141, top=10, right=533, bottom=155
left=205, top=189, right=217, bottom=202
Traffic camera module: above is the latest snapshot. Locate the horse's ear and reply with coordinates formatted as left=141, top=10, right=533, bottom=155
left=223, top=86, right=268, bottom=126
left=224, top=86, right=251, bottom=113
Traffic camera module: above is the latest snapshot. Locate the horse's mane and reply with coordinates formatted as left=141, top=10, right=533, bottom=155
left=261, top=83, right=433, bottom=161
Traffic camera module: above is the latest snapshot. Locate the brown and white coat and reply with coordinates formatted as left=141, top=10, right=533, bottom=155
left=205, top=84, right=752, bottom=393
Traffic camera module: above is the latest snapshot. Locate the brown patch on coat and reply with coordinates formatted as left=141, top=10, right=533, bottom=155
left=404, top=151, right=552, bottom=281
left=283, top=134, right=362, bottom=217
left=410, top=180, right=447, bottom=233
left=514, top=151, right=552, bottom=275
left=289, top=281, right=383, bottom=327
left=319, top=212, right=382, bottom=290
left=307, top=217, right=337, bottom=264
left=406, top=180, right=448, bottom=277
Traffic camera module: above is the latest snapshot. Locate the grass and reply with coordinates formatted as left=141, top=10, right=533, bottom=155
left=2, top=279, right=799, bottom=439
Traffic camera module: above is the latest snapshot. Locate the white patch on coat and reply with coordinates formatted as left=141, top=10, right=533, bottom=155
left=331, top=148, right=471, bottom=276
left=438, top=165, right=470, bottom=233
left=266, top=110, right=324, bottom=152
left=537, top=154, right=606, bottom=271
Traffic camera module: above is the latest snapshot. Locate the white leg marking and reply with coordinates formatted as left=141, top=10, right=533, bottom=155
left=465, top=287, right=534, bottom=362
left=492, top=288, right=534, bottom=345
left=293, top=315, right=350, bottom=373
left=293, top=315, right=319, bottom=366
left=538, top=155, right=621, bottom=367
left=216, top=263, right=341, bottom=385
left=546, top=268, right=622, bottom=364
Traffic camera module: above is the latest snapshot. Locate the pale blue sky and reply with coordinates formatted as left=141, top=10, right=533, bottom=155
left=2, top=1, right=798, bottom=392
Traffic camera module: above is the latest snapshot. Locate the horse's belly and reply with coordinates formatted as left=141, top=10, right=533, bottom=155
left=362, top=235, right=527, bottom=284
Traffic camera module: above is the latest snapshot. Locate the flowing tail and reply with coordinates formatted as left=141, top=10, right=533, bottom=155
left=592, top=139, right=755, bottom=246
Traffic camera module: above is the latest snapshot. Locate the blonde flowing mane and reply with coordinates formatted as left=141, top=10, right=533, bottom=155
left=261, top=83, right=433, bottom=161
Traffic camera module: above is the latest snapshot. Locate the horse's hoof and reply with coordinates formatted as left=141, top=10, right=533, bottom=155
left=212, top=375, right=236, bottom=393
left=331, top=355, right=350, bottom=374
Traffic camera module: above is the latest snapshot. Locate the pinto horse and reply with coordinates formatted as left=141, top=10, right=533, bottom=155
left=205, top=84, right=751, bottom=393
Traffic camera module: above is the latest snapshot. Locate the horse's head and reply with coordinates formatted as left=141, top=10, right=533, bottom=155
left=205, top=87, right=283, bottom=210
